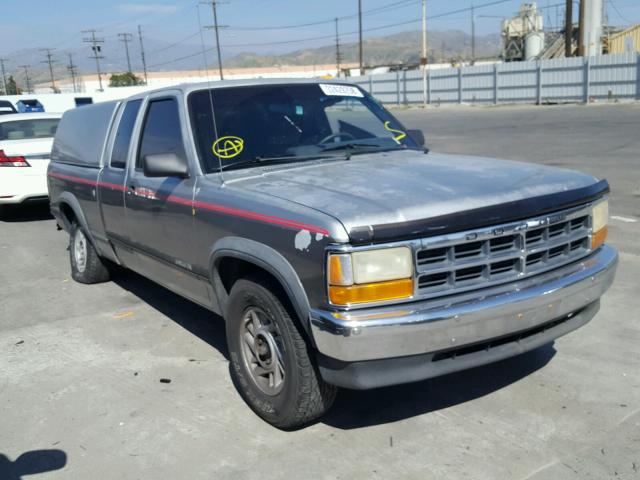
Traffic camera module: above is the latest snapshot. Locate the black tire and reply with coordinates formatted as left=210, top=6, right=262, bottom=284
left=226, top=275, right=337, bottom=429
left=69, top=223, right=111, bottom=284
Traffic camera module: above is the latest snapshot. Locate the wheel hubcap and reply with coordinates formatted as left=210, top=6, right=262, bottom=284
left=240, top=307, right=285, bottom=396
left=74, top=229, right=88, bottom=273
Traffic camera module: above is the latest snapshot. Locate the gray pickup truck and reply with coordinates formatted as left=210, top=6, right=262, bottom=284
left=48, top=79, right=617, bottom=428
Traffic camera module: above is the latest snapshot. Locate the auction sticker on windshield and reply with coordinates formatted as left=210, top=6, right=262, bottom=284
left=213, top=136, right=244, bottom=159
left=319, top=84, right=364, bottom=98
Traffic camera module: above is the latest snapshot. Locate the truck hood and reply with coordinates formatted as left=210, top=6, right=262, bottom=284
left=224, top=150, right=606, bottom=242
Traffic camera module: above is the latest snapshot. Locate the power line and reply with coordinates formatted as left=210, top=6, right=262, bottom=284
left=138, top=25, right=149, bottom=85
left=67, top=53, right=79, bottom=93
left=83, top=30, right=105, bottom=92
left=40, top=48, right=57, bottom=92
left=201, top=0, right=227, bottom=80
left=118, top=32, right=134, bottom=73
left=19, top=65, right=32, bottom=93
left=0, top=58, right=8, bottom=93
left=149, top=0, right=512, bottom=69
left=229, top=0, right=419, bottom=31
left=146, top=31, right=202, bottom=56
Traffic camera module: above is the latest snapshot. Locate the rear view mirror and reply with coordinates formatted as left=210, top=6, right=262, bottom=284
left=407, top=129, right=426, bottom=147
left=142, top=153, right=189, bottom=178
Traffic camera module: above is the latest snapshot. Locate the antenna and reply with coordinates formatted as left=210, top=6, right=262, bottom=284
left=201, top=0, right=227, bottom=80
left=118, top=32, right=134, bottom=73
left=196, top=4, right=224, bottom=182
left=19, top=64, right=31, bottom=93
left=67, top=53, right=79, bottom=93
left=137, top=25, right=149, bottom=84
left=358, top=0, right=364, bottom=75
left=83, top=30, right=105, bottom=91
left=335, top=18, right=341, bottom=78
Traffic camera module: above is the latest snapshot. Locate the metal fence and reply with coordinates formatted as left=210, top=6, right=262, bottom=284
left=350, top=52, right=640, bottom=106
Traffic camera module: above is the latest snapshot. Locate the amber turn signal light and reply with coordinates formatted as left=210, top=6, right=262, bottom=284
left=329, top=278, right=414, bottom=306
left=592, top=226, right=608, bottom=250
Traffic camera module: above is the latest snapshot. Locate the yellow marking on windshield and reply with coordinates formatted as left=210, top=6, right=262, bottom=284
left=384, top=121, right=407, bottom=144
left=212, top=136, right=245, bottom=159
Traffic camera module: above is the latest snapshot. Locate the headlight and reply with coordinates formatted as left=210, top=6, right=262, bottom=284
left=327, top=247, right=414, bottom=306
left=591, top=199, right=608, bottom=250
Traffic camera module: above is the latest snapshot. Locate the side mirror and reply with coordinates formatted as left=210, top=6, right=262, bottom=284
left=142, top=153, right=189, bottom=178
left=407, top=129, right=426, bottom=147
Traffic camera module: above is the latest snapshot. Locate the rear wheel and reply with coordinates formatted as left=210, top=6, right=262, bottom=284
left=69, top=223, right=111, bottom=284
left=226, top=276, right=337, bottom=429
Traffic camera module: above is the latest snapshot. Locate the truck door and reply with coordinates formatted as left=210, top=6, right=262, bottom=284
left=99, top=98, right=142, bottom=251
left=124, top=93, right=207, bottom=304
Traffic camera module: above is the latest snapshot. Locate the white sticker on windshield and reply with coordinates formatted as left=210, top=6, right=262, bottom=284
left=319, top=84, right=364, bottom=98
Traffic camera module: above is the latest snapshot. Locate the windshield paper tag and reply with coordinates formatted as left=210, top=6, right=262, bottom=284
left=319, top=84, right=364, bottom=98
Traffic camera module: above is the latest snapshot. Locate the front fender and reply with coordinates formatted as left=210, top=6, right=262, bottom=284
left=209, top=237, right=313, bottom=338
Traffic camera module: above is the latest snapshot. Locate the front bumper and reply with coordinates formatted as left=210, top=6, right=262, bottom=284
left=310, top=244, right=618, bottom=388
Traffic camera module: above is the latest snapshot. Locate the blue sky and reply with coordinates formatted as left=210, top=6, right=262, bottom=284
left=1, top=0, right=639, bottom=60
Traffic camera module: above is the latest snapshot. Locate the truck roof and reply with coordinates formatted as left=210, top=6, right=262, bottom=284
left=124, top=77, right=346, bottom=101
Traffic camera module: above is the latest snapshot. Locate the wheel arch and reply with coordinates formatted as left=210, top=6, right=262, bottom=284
left=209, top=237, right=314, bottom=340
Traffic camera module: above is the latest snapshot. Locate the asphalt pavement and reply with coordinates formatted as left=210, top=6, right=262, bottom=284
left=1, top=103, right=639, bottom=479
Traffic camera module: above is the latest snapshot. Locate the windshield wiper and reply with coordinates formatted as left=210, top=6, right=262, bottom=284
left=320, top=143, right=408, bottom=154
left=219, top=153, right=347, bottom=171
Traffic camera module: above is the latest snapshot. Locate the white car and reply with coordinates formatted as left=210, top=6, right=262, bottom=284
left=0, top=112, right=62, bottom=209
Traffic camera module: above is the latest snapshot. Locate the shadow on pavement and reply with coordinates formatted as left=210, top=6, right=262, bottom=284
left=322, top=344, right=556, bottom=430
left=0, top=202, right=53, bottom=222
left=112, top=267, right=555, bottom=429
left=0, top=450, right=67, bottom=480
left=113, top=270, right=229, bottom=360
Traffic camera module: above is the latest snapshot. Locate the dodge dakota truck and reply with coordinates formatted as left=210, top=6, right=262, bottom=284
left=48, top=79, right=618, bottom=428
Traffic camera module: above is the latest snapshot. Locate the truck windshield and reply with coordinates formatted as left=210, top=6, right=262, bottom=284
left=188, top=83, right=420, bottom=173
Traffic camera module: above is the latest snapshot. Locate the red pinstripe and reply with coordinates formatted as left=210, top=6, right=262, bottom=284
left=48, top=171, right=329, bottom=236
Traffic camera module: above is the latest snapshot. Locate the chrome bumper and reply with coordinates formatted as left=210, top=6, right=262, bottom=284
left=310, top=244, right=618, bottom=363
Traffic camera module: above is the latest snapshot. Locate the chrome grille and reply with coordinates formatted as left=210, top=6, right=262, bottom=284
left=415, top=205, right=593, bottom=299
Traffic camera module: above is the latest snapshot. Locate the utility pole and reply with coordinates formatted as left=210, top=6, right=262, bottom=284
left=41, top=49, right=57, bottom=92
left=19, top=65, right=31, bottom=93
left=358, top=0, right=364, bottom=75
left=471, top=4, right=476, bottom=64
left=83, top=30, right=105, bottom=91
left=565, top=0, right=574, bottom=57
left=137, top=25, right=149, bottom=85
left=578, top=0, right=585, bottom=56
left=67, top=53, right=79, bottom=93
left=335, top=18, right=342, bottom=78
left=202, top=1, right=226, bottom=80
left=118, top=33, right=133, bottom=73
left=421, top=0, right=428, bottom=106
left=0, top=58, right=8, bottom=94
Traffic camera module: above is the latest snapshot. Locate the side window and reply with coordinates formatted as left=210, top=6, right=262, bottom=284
left=110, top=99, right=142, bottom=168
left=137, top=98, right=186, bottom=170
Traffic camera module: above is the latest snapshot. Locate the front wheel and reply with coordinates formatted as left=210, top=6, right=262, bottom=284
left=69, top=223, right=111, bottom=284
left=226, top=276, right=337, bottom=429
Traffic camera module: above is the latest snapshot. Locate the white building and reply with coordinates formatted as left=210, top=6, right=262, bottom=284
left=33, top=64, right=358, bottom=95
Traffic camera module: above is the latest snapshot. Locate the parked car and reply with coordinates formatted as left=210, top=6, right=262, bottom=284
left=47, top=80, right=617, bottom=428
left=0, top=100, right=17, bottom=115
left=0, top=112, right=62, bottom=213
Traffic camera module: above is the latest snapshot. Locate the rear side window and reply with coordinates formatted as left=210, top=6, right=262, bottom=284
left=137, top=98, right=185, bottom=169
left=0, top=118, right=59, bottom=140
left=110, top=99, right=142, bottom=168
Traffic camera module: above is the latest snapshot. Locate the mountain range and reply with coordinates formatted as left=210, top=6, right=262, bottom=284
left=4, top=29, right=500, bottom=87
